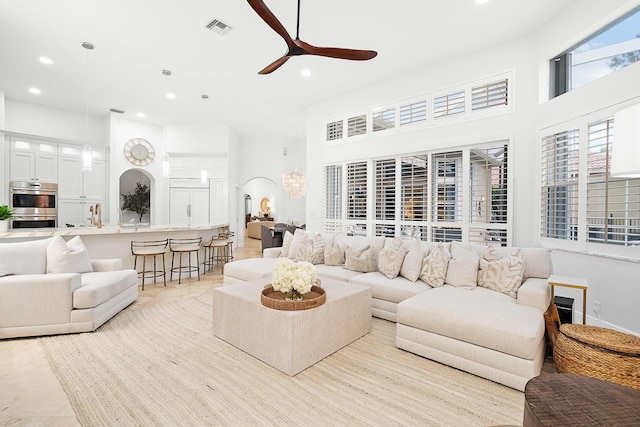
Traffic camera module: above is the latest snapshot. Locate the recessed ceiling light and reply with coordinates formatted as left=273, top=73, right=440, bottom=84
left=475, top=0, right=489, bottom=4
left=28, top=87, right=41, bottom=95
left=137, top=112, right=145, bottom=118
left=166, top=93, right=176, bottom=100
left=301, top=68, right=311, bottom=77
left=39, top=56, right=53, bottom=65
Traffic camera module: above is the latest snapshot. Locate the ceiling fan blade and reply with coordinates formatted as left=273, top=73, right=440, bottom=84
left=258, top=55, right=292, bottom=74
left=297, top=40, right=377, bottom=61
left=247, top=0, right=295, bottom=49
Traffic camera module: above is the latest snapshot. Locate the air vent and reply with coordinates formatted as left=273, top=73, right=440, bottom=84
left=206, top=18, right=232, bottom=35
left=110, top=108, right=125, bottom=114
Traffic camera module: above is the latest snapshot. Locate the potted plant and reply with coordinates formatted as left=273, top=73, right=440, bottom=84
left=0, top=205, right=15, bottom=232
left=121, top=182, right=150, bottom=223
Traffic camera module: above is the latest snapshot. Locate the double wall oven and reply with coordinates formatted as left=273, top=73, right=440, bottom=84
left=9, top=181, right=58, bottom=229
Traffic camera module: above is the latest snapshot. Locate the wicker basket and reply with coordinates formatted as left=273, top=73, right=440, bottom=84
left=554, top=323, right=640, bottom=390
left=261, top=285, right=326, bottom=311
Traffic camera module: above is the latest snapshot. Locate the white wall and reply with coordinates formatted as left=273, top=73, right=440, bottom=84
left=305, top=0, right=640, bottom=335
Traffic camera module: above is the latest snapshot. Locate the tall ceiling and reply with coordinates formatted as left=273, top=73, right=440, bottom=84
left=0, top=0, right=575, bottom=142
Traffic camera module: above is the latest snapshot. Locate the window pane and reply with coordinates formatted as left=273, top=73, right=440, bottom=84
left=432, top=152, right=462, bottom=222
left=434, top=91, right=465, bottom=118
left=401, top=155, right=428, bottom=221
left=326, top=120, right=343, bottom=141
left=471, top=79, right=508, bottom=110
left=373, top=108, right=395, bottom=132
left=470, top=145, right=508, bottom=224
left=348, top=115, right=367, bottom=137
left=400, top=100, right=427, bottom=125
left=375, top=159, right=395, bottom=220
left=541, top=130, right=580, bottom=240
left=347, top=161, right=367, bottom=220
left=323, top=164, right=342, bottom=220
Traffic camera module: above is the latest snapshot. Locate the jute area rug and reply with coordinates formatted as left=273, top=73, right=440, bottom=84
left=39, top=295, right=524, bottom=426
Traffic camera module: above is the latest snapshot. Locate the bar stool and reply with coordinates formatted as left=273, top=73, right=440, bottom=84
left=220, top=230, right=235, bottom=263
left=131, top=239, right=168, bottom=291
left=202, top=237, right=228, bottom=273
left=169, top=237, right=202, bottom=284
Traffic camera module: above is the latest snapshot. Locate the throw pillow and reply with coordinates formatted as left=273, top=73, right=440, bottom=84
left=344, top=244, right=377, bottom=273
left=419, top=242, right=450, bottom=287
left=400, top=239, right=425, bottom=282
left=378, top=237, right=408, bottom=279
left=478, top=247, right=525, bottom=298
left=279, top=231, right=294, bottom=257
left=307, top=233, right=325, bottom=265
left=287, top=229, right=306, bottom=260
left=46, top=235, right=94, bottom=274
left=324, top=244, right=344, bottom=266
left=292, top=232, right=311, bottom=261
left=444, top=241, right=479, bottom=289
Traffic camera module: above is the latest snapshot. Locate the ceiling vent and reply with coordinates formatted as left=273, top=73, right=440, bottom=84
left=206, top=18, right=232, bottom=35
left=109, top=108, right=125, bottom=114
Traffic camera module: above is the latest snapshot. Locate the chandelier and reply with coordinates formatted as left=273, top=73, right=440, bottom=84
left=282, top=169, right=306, bottom=199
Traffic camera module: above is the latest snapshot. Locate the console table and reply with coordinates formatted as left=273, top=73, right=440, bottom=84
left=548, top=275, right=588, bottom=324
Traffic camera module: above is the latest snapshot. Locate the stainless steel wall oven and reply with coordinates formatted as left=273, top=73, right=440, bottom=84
left=9, top=181, right=58, bottom=228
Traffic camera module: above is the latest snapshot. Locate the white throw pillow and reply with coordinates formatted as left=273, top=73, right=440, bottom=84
left=0, top=237, right=52, bottom=275
left=324, top=243, right=344, bottom=266
left=478, top=247, right=525, bottom=298
left=307, top=233, right=325, bottom=265
left=345, top=244, right=377, bottom=273
left=293, top=232, right=311, bottom=261
left=46, top=235, right=94, bottom=274
left=400, top=239, right=425, bottom=282
left=445, top=241, right=479, bottom=289
left=279, top=231, right=294, bottom=257
left=287, top=229, right=307, bottom=260
left=419, top=242, right=450, bottom=287
left=378, top=237, right=408, bottom=279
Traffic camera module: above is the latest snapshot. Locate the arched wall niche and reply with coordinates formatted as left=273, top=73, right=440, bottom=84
left=119, top=169, right=154, bottom=224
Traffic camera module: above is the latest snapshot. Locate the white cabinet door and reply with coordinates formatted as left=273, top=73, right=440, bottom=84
left=189, top=188, right=210, bottom=224
left=169, top=188, right=191, bottom=224
left=58, top=156, right=83, bottom=198
left=35, top=152, right=58, bottom=182
left=10, top=151, right=36, bottom=181
left=58, top=199, right=83, bottom=226
left=210, top=179, right=225, bottom=224
left=169, top=187, right=210, bottom=225
left=83, top=160, right=106, bottom=200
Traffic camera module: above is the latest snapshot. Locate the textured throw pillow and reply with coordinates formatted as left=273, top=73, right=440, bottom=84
left=279, top=231, right=294, bottom=257
left=478, top=247, right=525, bottom=298
left=292, top=232, right=311, bottom=261
left=46, top=235, right=94, bottom=274
left=444, top=241, right=479, bottom=289
left=419, top=242, right=450, bottom=287
left=378, top=237, right=408, bottom=279
left=324, top=244, right=345, bottom=266
left=400, top=239, right=425, bottom=282
left=307, top=233, right=325, bottom=265
left=287, top=228, right=307, bottom=260
left=344, top=244, right=377, bottom=273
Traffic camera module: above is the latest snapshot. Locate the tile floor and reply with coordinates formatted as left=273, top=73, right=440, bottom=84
left=0, top=237, right=262, bottom=426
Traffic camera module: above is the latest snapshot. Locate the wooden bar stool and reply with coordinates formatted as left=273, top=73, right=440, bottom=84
left=202, top=237, right=228, bottom=273
left=131, top=239, right=168, bottom=291
left=169, top=237, right=202, bottom=284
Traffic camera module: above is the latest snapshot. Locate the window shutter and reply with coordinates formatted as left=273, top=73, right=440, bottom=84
left=323, top=164, right=342, bottom=222
left=434, top=91, right=465, bottom=118
left=470, top=145, right=508, bottom=224
left=375, top=159, right=395, bottom=220
left=587, top=118, right=640, bottom=245
left=432, top=152, right=462, bottom=223
left=471, top=79, right=508, bottom=111
left=401, top=155, right=428, bottom=221
left=373, top=108, right=395, bottom=132
left=347, top=161, right=367, bottom=220
left=541, top=129, right=580, bottom=240
left=431, top=227, right=462, bottom=242
left=348, top=115, right=367, bottom=137
left=326, top=120, right=343, bottom=141
left=399, top=100, right=427, bottom=126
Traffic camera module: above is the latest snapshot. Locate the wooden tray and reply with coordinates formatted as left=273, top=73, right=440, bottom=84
left=261, top=284, right=325, bottom=311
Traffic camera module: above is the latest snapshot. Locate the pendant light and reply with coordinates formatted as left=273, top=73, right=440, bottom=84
left=162, top=69, right=171, bottom=178
left=81, top=42, right=94, bottom=172
left=282, top=129, right=306, bottom=199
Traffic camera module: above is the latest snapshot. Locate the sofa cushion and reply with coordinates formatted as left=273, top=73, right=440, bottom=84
left=0, top=237, right=52, bottom=275
left=419, top=242, right=450, bottom=287
left=345, top=245, right=377, bottom=273
left=314, top=264, right=362, bottom=281
left=349, top=271, right=431, bottom=303
left=324, top=243, right=344, bottom=266
left=74, top=270, right=137, bottom=309
left=46, top=236, right=94, bottom=274
left=224, top=258, right=279, bottom=282
left=399, top=239, right=426, bottom=282
left=478, top=247, right=524, bottom=298
left=287, top=228, right=307, bottom=260
left=378, top=237, right=408, bottom=279
left=397, top=285, right=545, bottom=360
left=279, top=231, right=294, bottom=257
left=445, top=242, right=479, bottom=289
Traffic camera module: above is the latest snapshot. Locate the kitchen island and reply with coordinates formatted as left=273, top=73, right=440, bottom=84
left=0, top=223, right=229, bottom=270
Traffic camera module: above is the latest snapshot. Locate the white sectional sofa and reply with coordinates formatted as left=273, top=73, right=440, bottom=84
left=0, top=236, right=138, bottom=339
left=223, top=230, right=552, bottom=391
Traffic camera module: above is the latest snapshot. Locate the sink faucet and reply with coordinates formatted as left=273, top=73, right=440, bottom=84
left=95, top=203, right=102, bottom=228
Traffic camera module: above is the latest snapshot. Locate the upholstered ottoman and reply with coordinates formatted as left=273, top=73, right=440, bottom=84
left=554, top=323, right=640, bottom=390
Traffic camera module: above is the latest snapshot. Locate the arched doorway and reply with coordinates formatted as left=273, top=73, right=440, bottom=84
left=243, top=177, right=278, bottom=223
left=119, top=169, right=153, bottom=224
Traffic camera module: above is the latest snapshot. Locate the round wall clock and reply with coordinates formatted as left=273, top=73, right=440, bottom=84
left=124, top=138, right=155, bottom=166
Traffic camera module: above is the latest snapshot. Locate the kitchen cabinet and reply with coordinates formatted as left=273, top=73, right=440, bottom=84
left=169, top=179, right=210, bottom=225
left=9, top=139, right=57, bottom=183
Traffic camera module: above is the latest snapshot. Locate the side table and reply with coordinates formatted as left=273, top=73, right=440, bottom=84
left=524, top=373, right=640, bottom=426
left=548, top=275, right=588, bottom=324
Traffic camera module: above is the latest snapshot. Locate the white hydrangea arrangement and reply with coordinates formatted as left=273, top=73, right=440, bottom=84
left=271, top=258, right=317, bottom=301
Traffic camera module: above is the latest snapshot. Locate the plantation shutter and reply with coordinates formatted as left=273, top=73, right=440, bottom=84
left=399, top=100, right=427, bottom=126
left=326, top=120, right=343, bottom=141
left=372, top=108, right=395, bottom=132
left=401, top=155, right=428, bottom=221
left=347, top=161, right=367, bottom=220
left=323, top=164, right=343, bottom=232
left=348, top=115, right=367, bottom=137
left=434, top=91, right=465, bottom=118
left=471, top=79, right=508, bottom=111
left=587, top=118, right=640, bottom=245
left=541, top=129, right=580, bottom=240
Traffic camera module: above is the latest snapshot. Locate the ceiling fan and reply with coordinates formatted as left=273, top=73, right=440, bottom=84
left=247, top=0, right=378, bottom=74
